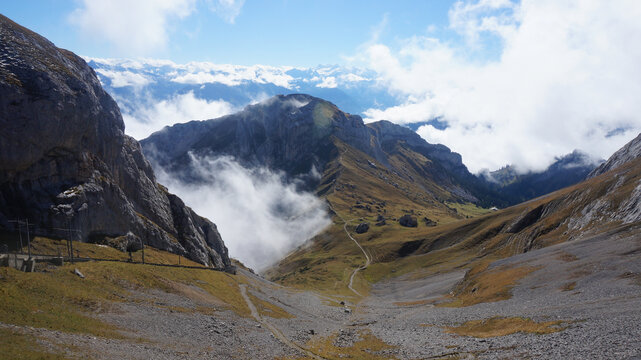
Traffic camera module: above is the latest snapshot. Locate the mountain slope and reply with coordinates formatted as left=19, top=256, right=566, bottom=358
left=0, top=15, right=231, bottom=269
left=361, top=131, right=641, bottom=288
left=142, top=94, right=501, bottom=290
left=142, top=94, right=490, bottom=203
left=485, top=150, right=601, bottom=205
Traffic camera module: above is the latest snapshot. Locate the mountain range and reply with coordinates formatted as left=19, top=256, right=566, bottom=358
left=141, top=94, right=606, bottom=284
left=86, top=57, right=397, bottom=122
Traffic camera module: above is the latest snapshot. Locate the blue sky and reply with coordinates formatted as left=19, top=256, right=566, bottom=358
left=3, top=0, right=459, bottom=66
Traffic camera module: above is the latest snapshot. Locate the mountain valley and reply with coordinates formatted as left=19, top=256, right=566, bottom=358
left=1, top=14, right=640, bottom=360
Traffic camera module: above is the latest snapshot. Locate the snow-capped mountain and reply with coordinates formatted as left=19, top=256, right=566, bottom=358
left=86, top=57, right=398, bottom=139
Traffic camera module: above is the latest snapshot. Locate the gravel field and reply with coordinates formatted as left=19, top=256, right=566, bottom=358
left=4, top=230, right=640, bottom=359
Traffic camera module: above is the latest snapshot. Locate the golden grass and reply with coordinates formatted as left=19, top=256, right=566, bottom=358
left=270, top=137, right=641, bottom=300
left=0, top=242, right=251, bottom=343
left=445, top=316, right=568, bottom=338
left=23, top=237, right=206, bottom=267
left=0, top=327, right=66, bottom=360
left=439, top=263, right=539, bottom=307
left=0, top=266, right=126, bottom=338
left=248, top=292, right=295, bottom=319
left=445, top=201, right=494, bottom=218
left=265, top=221, right=369, bottom=296
left=557, top=252, right=579, bottom=262
left=560, top=281, right=577, bottom=291
left=306, top=329, right=397, bottom=360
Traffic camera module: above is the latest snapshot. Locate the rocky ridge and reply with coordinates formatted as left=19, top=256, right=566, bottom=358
left=142, top=94, right=484, bottom=203
left=589, top=133, right=641, bottom=178
left=0, top=15, right=231, bottom=270
left=485, top=150, right=601, bottom=206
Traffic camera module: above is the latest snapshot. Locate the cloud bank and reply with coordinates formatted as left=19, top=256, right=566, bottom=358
left=119, top=91, right=235, bottom=140
left=207, top=0, right=245, bottom=24
left=69, top=0, right=246, bottom=56
left=362, top=0, right=641, bottom=173
left=69, top=0, right=196, bottom=55
left=154, top=155, right=331, bottom=271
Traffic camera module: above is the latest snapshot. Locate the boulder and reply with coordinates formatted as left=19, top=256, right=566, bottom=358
left=355, top=223, right=369, bottom=234
left=399, top=215, right=418, bottom=227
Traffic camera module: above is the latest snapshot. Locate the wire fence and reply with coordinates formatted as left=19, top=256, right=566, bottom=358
left=1, top=219, right=220, bottom=272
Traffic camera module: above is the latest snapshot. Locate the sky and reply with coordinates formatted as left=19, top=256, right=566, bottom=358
left=2, top=0, right=455, bottom=66
left=3, top=0, right=641, bottom=173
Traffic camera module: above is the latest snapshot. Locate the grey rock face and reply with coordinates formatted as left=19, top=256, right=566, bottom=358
left=589, top=133, right=641, bottom=178
left=0, top=15, right=231, bottom=270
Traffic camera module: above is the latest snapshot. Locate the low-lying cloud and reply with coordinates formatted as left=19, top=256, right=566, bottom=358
left=154, top=154, right=331, bottom=271
left=361, top=0, right=641, bottom=173
left=118, top=91, right=235, bottom=139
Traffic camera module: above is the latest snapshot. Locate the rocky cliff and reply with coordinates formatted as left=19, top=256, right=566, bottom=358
left=142, top=94, right=485, bottom=202
left=0, top=15, right=231, bottom=270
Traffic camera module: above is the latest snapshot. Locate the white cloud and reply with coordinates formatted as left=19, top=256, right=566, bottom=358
left=170, top=63, right=295, bottom=88
left=95, top=69, right=152, bottom=88
left=362, top=0, right=641, bottom=173
left=448, top=0, right=518, bottom=46
left=154, top=155, right=331, bottom=270
left=207, top=0, right=245, bottom=24
left=171, top=71, right=242, bottom=86
left=316, top=76, right=338, bottom=88
left=121, top=91, right=235, bottom=139
left=339, top=73, right=368, bottom=83
left=69, top=0, right=196, bottom=55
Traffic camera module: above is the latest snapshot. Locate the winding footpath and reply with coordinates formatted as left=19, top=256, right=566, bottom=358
left=329, top=148, right=372, bottom=297
left=328, top=202, right=371, bottom=297
left=239, top=284, right=326, bottom=360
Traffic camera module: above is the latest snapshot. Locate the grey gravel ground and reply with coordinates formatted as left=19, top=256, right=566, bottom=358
left=357, top=229, right=641, bottom=359
left=4, top=229, right=641, bottom=359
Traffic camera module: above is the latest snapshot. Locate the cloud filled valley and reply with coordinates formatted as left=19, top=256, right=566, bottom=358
left=152, top=154, right=331, bottom=270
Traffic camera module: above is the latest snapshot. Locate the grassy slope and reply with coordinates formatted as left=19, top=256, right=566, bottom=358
left=0, top=240, right=270, bottom=357
left=266, top=139, right=492, bottom=295
left=269, top=143, right=641, bottom=303
left=363, top=156, right=641, bottom=306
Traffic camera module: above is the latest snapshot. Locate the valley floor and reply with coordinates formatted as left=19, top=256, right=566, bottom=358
left=2, top=228, right=641, bottom=359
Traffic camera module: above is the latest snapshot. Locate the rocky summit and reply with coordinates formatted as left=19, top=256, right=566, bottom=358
left=142, top=94, right=486, bottom=202
left=0, top=15, right=231, bottom=270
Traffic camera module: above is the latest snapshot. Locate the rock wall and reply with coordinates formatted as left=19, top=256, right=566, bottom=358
left=0, top=15, right=231, bottom=270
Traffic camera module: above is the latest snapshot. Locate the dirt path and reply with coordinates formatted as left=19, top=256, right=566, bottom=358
left=327, top=201, right=371, bottom=297
left=343, top=218, right=371, bottom=296
left=239, top=284, right=326, bottom=360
